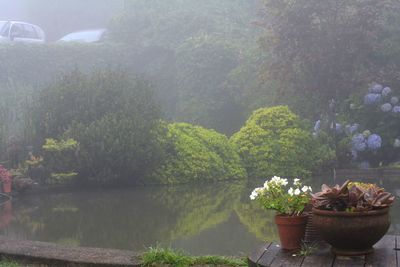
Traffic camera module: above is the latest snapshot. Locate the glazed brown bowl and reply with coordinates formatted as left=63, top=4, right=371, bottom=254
left=312, top=207, right=390, bottom=256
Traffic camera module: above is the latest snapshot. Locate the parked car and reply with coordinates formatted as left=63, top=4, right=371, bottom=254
left=0, top=21, right=45, bottom=43
left=58, top=29, right=107, bottom=43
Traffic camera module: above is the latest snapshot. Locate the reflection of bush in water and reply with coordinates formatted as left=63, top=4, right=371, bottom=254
left=7, top=181, right=281, bottom=249
left=153, top=182, right=245, bottom=239
left=52, top=205, right=79, bottom=213
left=234, top=202, right=278, bottom=242
left=11, top=206, right=45, bottom=234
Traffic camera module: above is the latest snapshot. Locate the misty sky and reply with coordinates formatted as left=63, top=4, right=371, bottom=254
left=0, top=0, right=124, bottom=40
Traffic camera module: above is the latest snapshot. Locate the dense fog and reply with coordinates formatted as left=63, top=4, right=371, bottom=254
left=0, top=0, right=399, bottom=260
left=0, top=0, right=124, bottom=40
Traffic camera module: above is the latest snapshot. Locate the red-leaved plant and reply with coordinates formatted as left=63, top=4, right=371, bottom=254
left=311, top=180, right=395, bottom=212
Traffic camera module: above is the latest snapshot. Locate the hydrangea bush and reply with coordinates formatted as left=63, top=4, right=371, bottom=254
left=250, top=176, right=312, bottom=216
left=314, top=83, right=400, bottom=168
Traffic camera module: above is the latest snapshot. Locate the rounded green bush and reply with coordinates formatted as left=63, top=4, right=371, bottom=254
left=149, top=122, right=247, bottom=184
left=231, top=106, right=331, bottom=179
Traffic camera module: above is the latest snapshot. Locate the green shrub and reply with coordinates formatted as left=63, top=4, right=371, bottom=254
left=28, top=69, right=163, bottom=184
left=231, top=106, right=333, bottom=179
left=149, top=123, right=246, bottom=184
left=65, top=114, right=165, bottom=184
left=29, top=70, right=159, bottom=144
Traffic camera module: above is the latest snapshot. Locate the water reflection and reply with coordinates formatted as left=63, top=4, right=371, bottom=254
left=0, top=176, right=398, bottom=255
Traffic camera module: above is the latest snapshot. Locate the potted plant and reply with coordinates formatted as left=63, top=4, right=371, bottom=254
left=311, top=180, right=395, bottom=256
left=250, top=176, right=313, bottom=250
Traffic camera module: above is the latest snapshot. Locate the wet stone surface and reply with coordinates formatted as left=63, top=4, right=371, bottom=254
left=0, top=236, right=141, bottom=266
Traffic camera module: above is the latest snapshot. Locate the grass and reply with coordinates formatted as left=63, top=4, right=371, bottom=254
left=141, top=247, right=247, bottom=267
left=0, top=261, right=20, bottom=267
left=293, top=241, right=318, bottom=257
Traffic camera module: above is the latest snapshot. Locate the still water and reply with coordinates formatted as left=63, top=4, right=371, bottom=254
left=0, top=176, right=399, bottom=256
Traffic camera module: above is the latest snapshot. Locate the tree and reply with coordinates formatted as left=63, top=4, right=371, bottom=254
left=260, top=0, right=400, bottom=117
left=110, top=0, right=262, bottom=134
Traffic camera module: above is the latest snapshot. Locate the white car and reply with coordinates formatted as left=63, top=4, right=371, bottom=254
left=0, top=21, right=46, bottom=43
left=58, top=29, right=107, bottom=43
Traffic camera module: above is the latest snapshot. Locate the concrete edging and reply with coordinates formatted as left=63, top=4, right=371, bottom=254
left=0, top=236, right=141, bottom=266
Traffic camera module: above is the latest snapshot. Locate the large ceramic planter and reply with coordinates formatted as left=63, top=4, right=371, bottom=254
left=312, top=207, right=390, bottom=256
left=275, top=214, right=308, bottom=250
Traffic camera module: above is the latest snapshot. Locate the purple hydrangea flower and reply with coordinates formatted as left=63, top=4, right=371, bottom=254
left=314, top=120, right=321, bottom=132
left=359, top=161, right=370, bottom=169
left=345, top=124, right=359, bottom=135
left=367, top=134, right=382, bottom=150
left=393, top=106, right=400, bottom=113
left=352, top=134, right=367, bottom=152
left=391, top=96, right=399, bottom=105
left=350, top=124, right=360, bottom=134
left=364, top=94, right=381, bottom=105
left=382, top=87, right=392, bottom=97
left=369, top=84, right=383, bottom=94
left=381, top=103, right=392, bottom=112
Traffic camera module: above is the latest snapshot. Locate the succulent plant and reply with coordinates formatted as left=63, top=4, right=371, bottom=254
left=312, top=180, right=395, bottom=212
left=311, top=180, right=350, bottom=211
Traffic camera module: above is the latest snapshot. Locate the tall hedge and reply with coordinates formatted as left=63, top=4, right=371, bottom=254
left=149, top=123, right=247, bottom=184
left=29, top=70, right=164, bottom=184
left=231, top=106, right=332, bottom=179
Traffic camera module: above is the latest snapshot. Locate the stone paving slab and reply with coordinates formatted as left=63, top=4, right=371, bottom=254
left=0, top=236, right=141, bottom=267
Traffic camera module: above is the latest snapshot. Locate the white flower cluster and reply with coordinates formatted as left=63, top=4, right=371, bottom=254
left=250, top=187, right=264, bottom=200
left=270, top=176, right=288, bottom=186
left=288, top=177, right=312, bottom=195
left=250, top=176, right=288, bottom=200
left=288, top=185, right=312, bottom=196
left=250, top=176, right=312, bottom=200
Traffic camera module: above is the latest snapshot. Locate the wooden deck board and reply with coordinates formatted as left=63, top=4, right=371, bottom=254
left=332, top=255, right=365, bottom=267
left=256, top=243, right=281, bottom=267
left=268, top=249, right=303, bottom=267
left=396, top=236, right=399, bottom=267
left=249, top=235, right=399, bottom=267
left=300, top=243, right=334, bottom=267
left=365, top=235, right=397, bottom=267
left=247, top=243, right=271, bottom=267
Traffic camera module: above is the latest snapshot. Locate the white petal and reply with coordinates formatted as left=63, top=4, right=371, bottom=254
left=288, top=188, right=294, bottom=196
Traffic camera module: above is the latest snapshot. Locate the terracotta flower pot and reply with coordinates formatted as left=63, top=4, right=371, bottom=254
left=312, top=207, right=390, bottom=256
left=275, top=214, right=308, bottom=250
left=2, top=178, right=11, bottom=194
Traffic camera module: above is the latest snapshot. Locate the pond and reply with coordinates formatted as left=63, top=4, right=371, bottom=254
left=0, top=175, right=399, bottom=256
